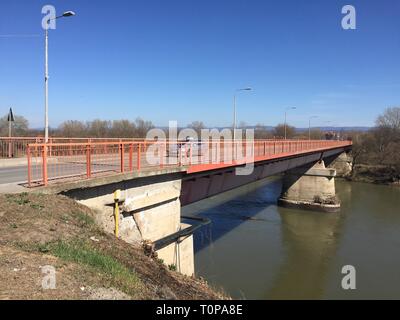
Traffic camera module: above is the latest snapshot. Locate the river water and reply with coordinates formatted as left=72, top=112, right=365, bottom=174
left=183, top=177, right=400, bottom=299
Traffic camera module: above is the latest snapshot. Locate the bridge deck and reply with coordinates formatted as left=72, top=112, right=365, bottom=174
left=22, top=139, right=352, bottom=187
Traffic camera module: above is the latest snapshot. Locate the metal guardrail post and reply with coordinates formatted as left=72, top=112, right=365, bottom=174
left=160, top=143, right=165, bottom=168
left=189, top=142, right=193, bottom=166
left=27, top=145, right=31, bottom=187
left=86, top=144, right=91, bottom=178
left=42, top=145, right=48, bottom=186
left=179, top=144, right=182, bottom=166
left=49, top=138, right=52, bottom=157
left=137, top=143, right=141, bottom=171
left=129, top=143, right=133, bottom=172
left=120, top=143, right=125, bottom=173
left=8, top=138, right=12, bottom=158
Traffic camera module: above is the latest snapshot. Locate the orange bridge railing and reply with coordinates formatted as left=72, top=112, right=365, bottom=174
left=0, top=137, right=145, bottom=158
left=26, top=139, right=352, bottom=187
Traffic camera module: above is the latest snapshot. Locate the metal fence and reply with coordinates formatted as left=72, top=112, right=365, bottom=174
left=0, top=137, right=42, bottom=158
left=26, top=139, right=352, bottom=187
left=0, top=137, right=145, bottom=158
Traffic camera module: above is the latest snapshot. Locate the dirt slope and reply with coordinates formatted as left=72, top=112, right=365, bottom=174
left=0, top=193, right=226, bottom=300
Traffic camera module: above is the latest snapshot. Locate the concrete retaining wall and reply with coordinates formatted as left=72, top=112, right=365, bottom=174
left=62, top=173, right=194, bottom=276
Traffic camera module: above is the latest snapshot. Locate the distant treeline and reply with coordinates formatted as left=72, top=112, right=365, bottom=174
left=1, top=115, right=335, bottom=140
left=53, top=118, right=155, bottom=138
left=0, top=117, right=155, bottom=139
left=349, top=107, right=400, bottom=182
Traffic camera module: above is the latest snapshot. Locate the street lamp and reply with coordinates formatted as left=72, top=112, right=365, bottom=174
left=308, top=115, right=318, bottom=140
left=233, top=87, right=252, bottom=141
left=44, top=10, right=75, bottom=143
left=284, top=107, right=296, bottom=140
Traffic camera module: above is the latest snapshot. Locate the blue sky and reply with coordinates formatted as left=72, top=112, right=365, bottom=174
left=1, top=0, right=399, bottom=129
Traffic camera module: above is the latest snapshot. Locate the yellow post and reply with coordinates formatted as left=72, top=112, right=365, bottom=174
left=114, top=189, right=121, bottom=237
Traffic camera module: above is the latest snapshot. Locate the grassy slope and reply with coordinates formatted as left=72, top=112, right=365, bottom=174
left=0, top=193, right=226, bottom=300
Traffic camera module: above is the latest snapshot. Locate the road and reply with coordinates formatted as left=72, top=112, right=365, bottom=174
left=0, top=165, right=28, bottom=184
left=0, top=153, right=189, bottom=186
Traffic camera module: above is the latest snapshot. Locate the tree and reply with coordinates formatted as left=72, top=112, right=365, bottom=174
left=58, top=120, right=87, bottom=137
left=55, top=118, right=155, bottom=138
left=376, top=107, right=400, bottom=131
left=254, top=123, right=272, bottom=139
left=348, top=107, right=400, bottom=179
left=87, top=119, right=111, bottom=138
left=347, top=131, right=368, bottom=173
left=187, top=121, right=205, bottom=137
left=309, top=129, right=324, bottom=140
left=110, top=120, right=136, bottom=138
left=238, top=121, right=248, bottom=129
left=273, top=123, right=296, bottom=139
left=134, top=118, right=154, bottom=138
left=0, top=114, right=29, bottom=136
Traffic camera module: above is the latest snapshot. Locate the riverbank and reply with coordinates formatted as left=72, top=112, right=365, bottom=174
left=0, top=193, right=226, bottom=300
left=348, top=164, right=400, bottom=186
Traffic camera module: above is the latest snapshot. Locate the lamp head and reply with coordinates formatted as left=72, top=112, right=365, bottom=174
left=62, top=11, right=76, bottom=17
left=237, top=87, right=252, bottom=92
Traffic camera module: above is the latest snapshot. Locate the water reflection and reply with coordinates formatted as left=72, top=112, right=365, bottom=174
left=267, top=208, right=343, bottom=299
left=186, top=177, right=400, bottom=299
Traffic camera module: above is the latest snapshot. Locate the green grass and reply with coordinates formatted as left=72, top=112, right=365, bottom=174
left=30, top=203, right=44, bottom=210
left=7, top=193, right=30, bottom=206
left=72, top=211, right=95, bottom=227
left=168, top=264, right=177, bottom=271
left=6, top=193, right=44, bottom=209
left=50, top=240, right=141, bottom=295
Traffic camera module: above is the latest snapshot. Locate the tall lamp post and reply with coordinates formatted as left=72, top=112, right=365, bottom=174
left=308, top=115, right=318, bottom=140
left=284, top=106, right=296, bottom=140
left=44, top=10, right=75, bottom=143
left=233, top=87, right=252, bottom=141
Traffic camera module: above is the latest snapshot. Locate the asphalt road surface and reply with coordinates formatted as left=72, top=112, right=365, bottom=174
left=0, top=165, right=28, bottom=184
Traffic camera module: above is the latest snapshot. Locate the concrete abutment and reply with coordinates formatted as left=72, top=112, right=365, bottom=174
left=62, top=174, right=195, bottom=276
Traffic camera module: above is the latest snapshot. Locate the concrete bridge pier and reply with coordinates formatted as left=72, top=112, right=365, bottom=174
left=326, top=151, right=353, bottom=177
left=278, top=160, right=340, bottom=213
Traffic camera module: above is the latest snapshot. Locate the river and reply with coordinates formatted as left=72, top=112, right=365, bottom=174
left=183, top=177, right=400, bottom=299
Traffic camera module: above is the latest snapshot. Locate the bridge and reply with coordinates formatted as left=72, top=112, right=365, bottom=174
left=0, top=137, right=352, bottom=276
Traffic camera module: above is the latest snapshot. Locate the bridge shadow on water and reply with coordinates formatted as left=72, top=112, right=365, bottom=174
left=182, top=177, right=283, bottom=253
